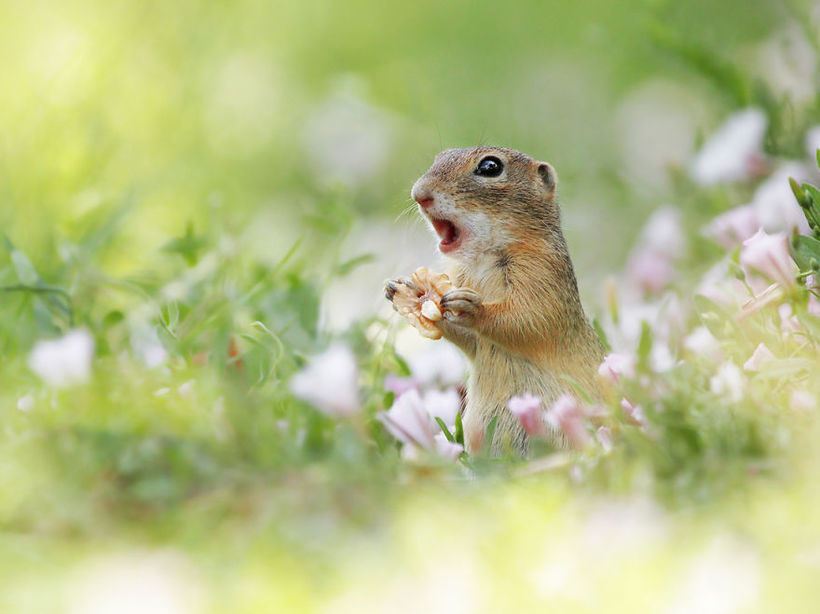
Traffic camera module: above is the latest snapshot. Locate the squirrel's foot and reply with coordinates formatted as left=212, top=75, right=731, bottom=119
left=441, top=288, right=481, bottom=327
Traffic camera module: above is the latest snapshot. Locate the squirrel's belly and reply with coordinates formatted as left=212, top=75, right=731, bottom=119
left=462, top=341, right=566, bottom=454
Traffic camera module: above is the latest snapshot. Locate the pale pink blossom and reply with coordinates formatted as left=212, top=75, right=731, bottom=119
left=28, top=329, right=94, bottom=388
left=620, top=397, right=647, bottom=427
left=289, top=344, right=359, bottom=417
left=627, top=250, right=677, bottom=295
left=709, top=362, right=745, bottom=403
left=377, top=389, right=463, bottom=460
left=434, top=432, right=464, bottom=460
left=384, top=374, right=418, bottom=398
left=407, top=342, right=466, bottom=388
left=626, top=207, right=684, bottom=295
left=507, top=393, right=547, bottom=437
left=740, top=229, right=797, bottom=288
left=423, top=387, right=461, bottom=427
left=790, top=389, right=817, bottom=412
left=598, top=353, right=637, bottom=383
left=689, top=108, right=768, bottom=186
left=702, top=204, right=760, bottom=248
left=546, top=394, right=591, bottom=448
left=743, top=343, right=776, bottom=372
left=377, top=389, right=435, bottom=448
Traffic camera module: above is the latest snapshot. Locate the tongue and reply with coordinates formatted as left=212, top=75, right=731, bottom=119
left=432, top=219, right=457, bottom=244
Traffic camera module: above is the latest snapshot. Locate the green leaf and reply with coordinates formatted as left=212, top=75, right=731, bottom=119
left=637, top=321, right=652, bottom=372
left=481, top=415, right=499, bottom=456
left=694, top=294, right=733, bottom=340
left=10, top=248, right=39, bottom=285
left=335, top=253, right=376, bottom=277
left=435, top=418, right=455, bottom=443
left=791, top=235, right=820, bottom=272
left=454, top=410, right=464, bottom=446
left=592, top=318, right=611, bottom=352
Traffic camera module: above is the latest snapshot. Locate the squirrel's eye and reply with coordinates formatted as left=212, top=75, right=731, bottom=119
left=475, top=156, right=503, bottom=177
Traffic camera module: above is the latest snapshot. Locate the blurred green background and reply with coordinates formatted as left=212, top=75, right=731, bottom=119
left=0, top=0, right=804, bottom=282
left=2, top=0, right=820, bottom=612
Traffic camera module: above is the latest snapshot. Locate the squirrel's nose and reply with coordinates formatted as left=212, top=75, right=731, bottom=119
left=411, top=181, right=434, bottom=209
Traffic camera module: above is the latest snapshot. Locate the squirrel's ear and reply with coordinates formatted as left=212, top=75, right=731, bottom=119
left=537, top=162, right=557, bottom=194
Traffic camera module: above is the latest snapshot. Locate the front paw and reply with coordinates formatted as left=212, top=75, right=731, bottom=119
left=441, top=288, right=481, bottom=327
left=384, top=277, right=419, bottom=303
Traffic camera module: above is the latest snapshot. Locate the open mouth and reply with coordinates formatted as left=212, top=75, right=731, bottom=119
left=430, top=217, right=462, bottom=253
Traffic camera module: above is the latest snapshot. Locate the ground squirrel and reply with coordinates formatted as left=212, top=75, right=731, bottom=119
left=385, top=147, right=604, bottom=454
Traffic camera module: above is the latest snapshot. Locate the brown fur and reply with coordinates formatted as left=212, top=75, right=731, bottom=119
left=392, top=147, right=604, bottom=454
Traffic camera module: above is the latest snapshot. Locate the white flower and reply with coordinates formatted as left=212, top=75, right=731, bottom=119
left=28, top=329, right=94, bottom=388
left=743, top=343, right=776, bottom=372
left=637, top=206, right=686, bottom=260
left=407, top=342, right=466, bottom=388
left=423, top=387, right=461, bottom=428
left=689, top=108, right=767, bottom=186
left=684, top=326, right=723, bottom=362
left=751, top=163, right=811, bottom=234
left=598, top=352, right=637, bottom=383
left=702, top=204, right=759, bottom=248
left=507, top=393, right=546, bottom=437
left=740, top=229, right=797, bottom=288
left=289, top=344, right=359, bottom=417
left=627, top=249, right=677, bottom=295
left=710, top=362, right=745, bottom=403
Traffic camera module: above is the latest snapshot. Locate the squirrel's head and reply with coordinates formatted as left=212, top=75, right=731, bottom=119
left=411, top=147, right=560, bottom=260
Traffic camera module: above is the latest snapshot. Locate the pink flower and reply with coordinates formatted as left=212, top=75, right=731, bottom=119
left=384, top=375, right=418, bottom=398
left=689, top=108, right=768, bottom=186
left=740, top=229, right=796, bottom=288
left=620, top=397, right=646, bottom=427
left=627, top=249, right=677, bottom=295
left=507, top=393, right=546, bottom=437
left=546, top=394, right=591, bottom=448
left=598, top=353, right=637, bottom=384
left=434, top=433, right=464, bottom=460
left=702, top=204, right=759, bottom=248
left=743, top=343, right=776, bottom=372
left=289, top=344, right=359, bottom=417
left=377, top=389, right=463, bottom=459
left=377, top=389, right=436, bottom=448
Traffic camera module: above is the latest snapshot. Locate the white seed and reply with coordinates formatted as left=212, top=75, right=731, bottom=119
left=421, top=299, right=443, bottom=322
